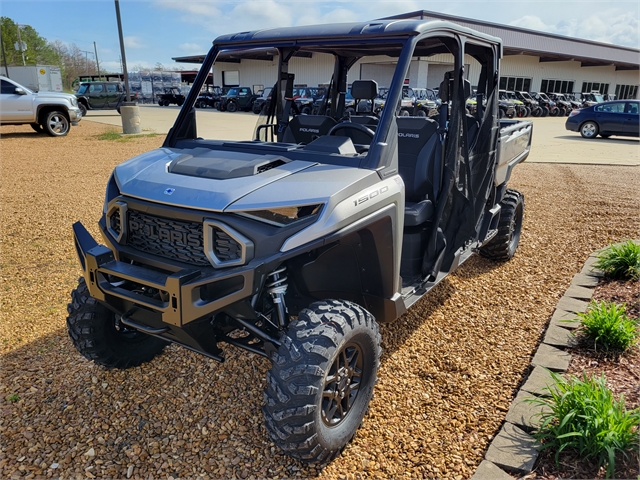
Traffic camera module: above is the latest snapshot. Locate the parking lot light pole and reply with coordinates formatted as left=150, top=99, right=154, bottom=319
left=114, top=0, right=141, bottom=134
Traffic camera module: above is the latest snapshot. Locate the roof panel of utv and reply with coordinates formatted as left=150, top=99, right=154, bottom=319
left=212, top=19, right=501, bottom=48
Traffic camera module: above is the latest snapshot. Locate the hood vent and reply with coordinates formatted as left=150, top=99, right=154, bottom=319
left=256, top=159, right=285, bottom=174
left=168, top=148, right=289, bottom=180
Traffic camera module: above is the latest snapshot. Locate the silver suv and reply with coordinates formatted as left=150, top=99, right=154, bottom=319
left=0, top=76, right=82, bottom=136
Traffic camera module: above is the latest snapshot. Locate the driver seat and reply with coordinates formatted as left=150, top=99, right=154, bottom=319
left=282, top=115, right=337, bottom=144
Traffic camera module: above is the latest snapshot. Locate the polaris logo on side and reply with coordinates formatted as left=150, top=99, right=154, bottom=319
left=164, top=188, right=176, bottom=195
left=300, top=128, right=320, bottom=133
left=398, top=132, right=420, bottom=138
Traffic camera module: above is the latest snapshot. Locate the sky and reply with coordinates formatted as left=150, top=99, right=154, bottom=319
left=1, top=0, right=638, bottom=73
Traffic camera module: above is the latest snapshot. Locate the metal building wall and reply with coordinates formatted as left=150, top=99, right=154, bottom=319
left=212, top=51, right=636, bottom=97
left=501, top=55, right=640, bottom=94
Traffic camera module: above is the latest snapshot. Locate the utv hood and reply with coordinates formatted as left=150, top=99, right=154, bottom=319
left=114, top=147, right=317, bottom=212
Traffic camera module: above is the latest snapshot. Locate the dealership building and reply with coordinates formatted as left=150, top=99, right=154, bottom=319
left=174, top=10, right=640, bottom=99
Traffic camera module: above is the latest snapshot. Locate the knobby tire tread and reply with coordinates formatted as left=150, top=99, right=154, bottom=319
left=480, top=189, right=524, bottom=262
left=263, top=299, right=381, bottom=464
left=66, top=277, right=166, bottom=369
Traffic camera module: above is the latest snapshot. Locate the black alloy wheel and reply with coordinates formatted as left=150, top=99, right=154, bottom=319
left=322, top=342, right=364, bottom=426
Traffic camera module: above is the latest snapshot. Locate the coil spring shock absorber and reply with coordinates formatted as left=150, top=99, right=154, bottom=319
left=266, top=266, right=288, bottom=328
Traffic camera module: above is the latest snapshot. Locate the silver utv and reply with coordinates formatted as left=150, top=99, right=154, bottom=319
left=68, top=18, right=532, bottom=463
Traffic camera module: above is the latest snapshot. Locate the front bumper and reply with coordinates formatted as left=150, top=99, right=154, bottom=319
left=69, top=107, right=82, bottom=125
left=72, top=221, right=254, bottom=328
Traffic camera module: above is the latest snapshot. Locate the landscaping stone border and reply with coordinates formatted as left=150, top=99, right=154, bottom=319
left=470, top=250, right=605, bottom=479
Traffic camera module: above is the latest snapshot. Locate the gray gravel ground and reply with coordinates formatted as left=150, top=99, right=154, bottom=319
left=1, top=122, right=639, bottom=479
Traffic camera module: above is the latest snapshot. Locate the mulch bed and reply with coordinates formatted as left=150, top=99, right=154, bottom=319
left=528, top=277, right=640, bottom=479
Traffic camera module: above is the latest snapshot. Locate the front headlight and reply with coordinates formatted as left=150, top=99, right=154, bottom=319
left=238, top=205, right=323, bottom=227
left=70, top=97, right=78, bottom=107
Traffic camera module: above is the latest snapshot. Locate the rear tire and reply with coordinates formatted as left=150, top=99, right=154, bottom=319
left=541, top=107, right=549, bottom=117
left=263, top=299, right=380, bottom=464
left=66, top=278, right=167, bottom=368
left=600, top=134, right=610, bottom=139
left=480, top=189, right=524, bottom=262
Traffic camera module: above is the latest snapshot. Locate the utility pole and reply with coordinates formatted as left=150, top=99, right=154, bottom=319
left=93, top=41, right=102, bottom=81
left=16, top=24, right=26, bottom=66
left=0, top=24, right=10, bottom=77
left=114, top=0, right=131, bottom=102
left=81, top=50, right=92, bottom=76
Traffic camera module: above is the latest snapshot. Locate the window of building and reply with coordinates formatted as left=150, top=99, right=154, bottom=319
left=499, top=76, right=532, bottom=92
left=541, top=79, right=574, bottom=94
left=615, top=84, right=639, bottom=100
left=581, top=82, right=609, bottom=94
left=222, top=70, right=240, bottom=87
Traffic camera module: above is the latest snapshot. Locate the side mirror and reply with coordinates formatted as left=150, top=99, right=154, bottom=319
left=14, top=87, right=26, bottom=95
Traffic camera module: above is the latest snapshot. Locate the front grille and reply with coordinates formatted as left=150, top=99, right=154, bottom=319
left=212, top=227, right=241, bottom=261
left=126, top=211, right=209, bottom=266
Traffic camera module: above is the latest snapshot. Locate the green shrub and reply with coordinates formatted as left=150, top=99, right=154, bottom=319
left=531, top=372, right=640, bottom=478
left=594, top=240, right=640, bottom=280
left=577, top=301, right=638, bottom=352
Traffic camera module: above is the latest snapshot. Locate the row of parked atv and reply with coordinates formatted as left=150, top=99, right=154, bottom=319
left=194, top=83, right=607, bottom=120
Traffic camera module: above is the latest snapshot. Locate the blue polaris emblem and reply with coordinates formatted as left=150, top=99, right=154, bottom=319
left=164, top=188, right=176, bottom=196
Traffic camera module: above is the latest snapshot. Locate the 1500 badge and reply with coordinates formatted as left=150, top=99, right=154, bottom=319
left=353, top=186, right=389, bottom=206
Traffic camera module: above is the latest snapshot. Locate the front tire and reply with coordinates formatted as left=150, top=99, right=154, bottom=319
left=226, top=101, right=238, bottom=113
left=480, top=189, right=524, bottom=262
left=580, top=121, right=599, bottom=139
left=263, top=299, right=381, bottom=464
left=66, top=278, right=167, bottom=368
left=78, top=103, right=88, bottom=117
left=42, top=111, right=70, bottom=137
left=30, top=123, right=43, bottom=133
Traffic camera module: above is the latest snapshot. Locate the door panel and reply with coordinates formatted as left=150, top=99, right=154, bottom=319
left=595, top=102, right=625, bottom=134
left=623, top=102, right=639, bottom=136
left=0, top=79, right=35, bottom=121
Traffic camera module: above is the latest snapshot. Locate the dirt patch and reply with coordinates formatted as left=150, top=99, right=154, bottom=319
left=1, top=123, right=640, bottom=479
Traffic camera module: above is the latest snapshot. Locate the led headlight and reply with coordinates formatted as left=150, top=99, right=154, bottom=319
left=238, top=205, right=322, bottom=227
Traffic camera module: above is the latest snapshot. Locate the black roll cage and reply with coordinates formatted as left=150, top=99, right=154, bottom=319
left=163, top=28, right=500, bottom=175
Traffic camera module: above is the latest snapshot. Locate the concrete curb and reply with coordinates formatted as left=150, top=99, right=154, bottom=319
left=470, top=252, right=605, bottom=479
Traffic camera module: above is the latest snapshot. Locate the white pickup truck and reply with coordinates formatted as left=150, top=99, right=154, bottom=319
left=0, top=75, right=82, bottom=137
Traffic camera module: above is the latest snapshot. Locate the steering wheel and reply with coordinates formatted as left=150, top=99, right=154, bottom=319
left=327, top=121, right=375, bottom=141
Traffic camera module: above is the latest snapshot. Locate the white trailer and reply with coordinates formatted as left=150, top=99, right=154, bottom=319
left=6, top=65, right=63, bottom=92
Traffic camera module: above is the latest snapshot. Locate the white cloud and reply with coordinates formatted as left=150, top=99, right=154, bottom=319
left=124, top=36, right=145, bottom=49
left=179, top=42, right=205, bottom=54
left=154, top=0, right=639, bottom=48
left=509, top=15, right=557, bottom=33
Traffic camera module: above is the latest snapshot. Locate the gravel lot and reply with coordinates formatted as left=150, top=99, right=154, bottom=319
left=1, top=121, right=639, bottom=479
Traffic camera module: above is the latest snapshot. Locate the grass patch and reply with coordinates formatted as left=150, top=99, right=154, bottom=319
left=6, top=394, right=20, bottom=402
left=577, top=300, right=638, bottom=352
left=531, top=372, right=640, bottom=479
left=594, top=240, right=640, bottom=281
left=96, top=130, right=158, bottom=142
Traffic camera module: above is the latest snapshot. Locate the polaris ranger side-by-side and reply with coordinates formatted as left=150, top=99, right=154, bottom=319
left=67, top=19, right=532, bottom=464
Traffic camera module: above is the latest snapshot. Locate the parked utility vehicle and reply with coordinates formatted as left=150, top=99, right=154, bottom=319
left=67, top=19, right=532, bottom=464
